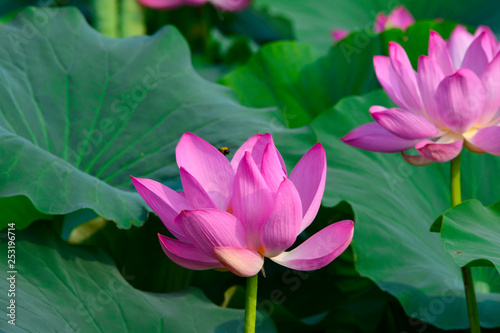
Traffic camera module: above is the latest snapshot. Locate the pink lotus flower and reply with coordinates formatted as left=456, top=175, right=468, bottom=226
left=138, top=0, right=251, bottom=11
left=332, top=5, right=414, bottom=42
left=373, top=5, right=415, bottom=33
left=331, top=29, right=349, bottom=42
left=132, top=133, right=354, bottom=277
left=341, top=25, right=500, bottom=165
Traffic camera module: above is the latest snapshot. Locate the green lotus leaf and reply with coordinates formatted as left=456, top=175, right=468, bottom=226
left=0, top=7, right=285, bottom=229
left=0, top=222, right=276, bottom=332
left=437, top=199, right=500, bottom=272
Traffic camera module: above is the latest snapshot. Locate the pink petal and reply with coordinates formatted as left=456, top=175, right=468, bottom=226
left=158, top=234, right=224, bottom=270
left=374, top=56, right=408, bottom=109
left=232, top=133, right=261, bottom=171
left=417, top=55, right=446, bottom=127
left=175, top=209, right=247, bottom=257
left=289, top=143, right=326, bottom=233
left=270, top=220, right=354, bottom=271
left=464, top=139, right=487, bottom=154
left=232, top=133, right=270, bottom=170
left=428, top=30, right=455, bottom=76
left=213, top=247, right=263, bottom=277
left=260, top=179, right=303, bottom=257
left=231, top=133, right=286, bottom=174
left=415, top=139, right=463, bottom=162
left=435, top=68, right=484, bottom=133
left=341, top=122, right=418, bottom=153
left=231, top=134, right=261, bottom=170
left=479, top=52, right=500, bottom=126
left=261, top=143, right=286, bottom=195
left=374, top=13, right=388, bottom=33
left=447, top=25, right=474, bottom=70
left=233, top=152, right=274, bottom=251
left=131, top=177, right=188, bottom=241
left=388, top=42, right=423, bottom=113
left=469, top=126, right=500, bottom=155
left=176, top=133, right=234, bottom=210
left=331, top=29, right=349, bottom=42
left=179, top=168, right=217, bottom=209
left=461, top=33, right=490, bottom=77
left=370, top=106, right=440, bottom=140
left=474, top=26, right=498, bottom=59
left=386, top=6, right=415, bottom=31
left=401, top=152, right=435, bottom=166
left=138, top=0, right=206, bottom=9
left=209, top=0, right=251, bottom=11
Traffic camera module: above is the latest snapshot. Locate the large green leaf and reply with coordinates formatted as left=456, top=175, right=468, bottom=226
left=0, top=222, right=276, bottom=332
left=220, top=41, right=325, bottom=128
left=436, top=199, right=500, bottom=272
left=0, top=7, right=285, bottom=229
left=220, top=21, right=455, bottom=128
left=254, top=0, right=500, bottom=52
left=1, top=195, right=52, bottom=229
left=310, top=90, right=500, bottom=329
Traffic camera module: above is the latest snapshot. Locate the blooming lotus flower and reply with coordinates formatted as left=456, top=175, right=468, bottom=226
left=131, top=133, right=354, bottom=277
left=331, top=5, right=414, bottom=42
left=138, top=0, right=250, bottom=11
left=341, top=25, right=500, bottom=165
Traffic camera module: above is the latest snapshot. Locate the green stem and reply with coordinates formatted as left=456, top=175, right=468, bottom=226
left=92, top=0, right=119, bottom=38
left=461, top=267, right=480, bottom=332
left=450, top=154, right=481, bottom=332
left=450, top=154, right=462, bottom=207
left=119, top=0, right=146, bottom=37
left=244, top=274, right=258, bottom=333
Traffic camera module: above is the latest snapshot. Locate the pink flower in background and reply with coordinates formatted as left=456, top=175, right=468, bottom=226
left=332, top=5, right=415, bottom=42
left=132, top=133, right=354, bottom=277
left=331, top=29, right=349, bottom=42
left=341, top=25, right=500, bottom=165
left=138, top=0, right=251, bottom=11
left=373, top=5, right=415, bottom=33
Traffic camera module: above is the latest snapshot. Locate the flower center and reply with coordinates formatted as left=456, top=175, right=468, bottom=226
left=462, top=127, right=479, bottom=140
left=434, top=131, right=463, bottom=144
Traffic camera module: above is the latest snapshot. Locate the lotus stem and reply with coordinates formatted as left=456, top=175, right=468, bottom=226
left=451, top=154, right=481, bottom=333
left=244, top=274, right=258, bottom=333
left=119, top=0, right=146, bottom=37
left=92, top=0, right=119, bottom=37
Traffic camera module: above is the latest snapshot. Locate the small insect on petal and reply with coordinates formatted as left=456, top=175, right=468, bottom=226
left=219, top=147, right=230, bottom=156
